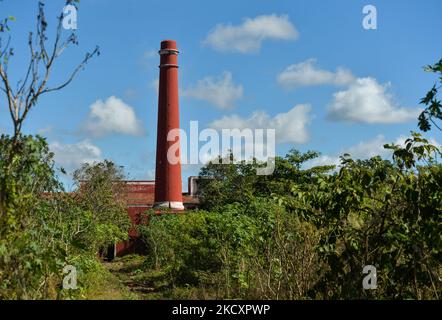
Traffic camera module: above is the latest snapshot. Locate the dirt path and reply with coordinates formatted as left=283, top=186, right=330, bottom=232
left=102, top=254, right=161, bottom=300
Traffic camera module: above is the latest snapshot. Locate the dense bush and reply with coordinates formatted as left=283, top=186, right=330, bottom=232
left=139, top=133, right=441, bottom=300
left=0, top=135, right=130, bottom=299
left=299, top=135, right=442, bottom=299
left=139, top=198, right=323, bottom=299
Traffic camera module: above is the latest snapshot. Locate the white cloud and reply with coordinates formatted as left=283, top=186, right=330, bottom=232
left=50, top=140, right=102, bottom=171
left=82, top=96, right=143, bottom=137
left=327, top=77, right=420, bottom=124
left=393, top=135, right=441, bottom=150
left=277, top=59, right=419, bottom=124
left=303, top=134, right=441, bottom=169
left=303, top=154, right=341, bottom=169
left=183, top=72, right=243, bottom=109
left=209, top=104, right=311, bottom=144
left=345, top=135, right=391, bottom=159
left=303, top=135, right=388, bottom=169
left=304, top=135, right=389, bottom=169
left=277, top=59, right=355, bottom=89
left=204, top=14, right=299, bottom=53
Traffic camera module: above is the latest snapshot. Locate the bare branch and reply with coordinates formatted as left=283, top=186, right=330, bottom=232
left=42, top=46, right=99, bottom=94
left=0, top=62, right=17, bottom=127
left=0, top=1, right=99, bottom=139
left=0, top=34, right=11, bottom=58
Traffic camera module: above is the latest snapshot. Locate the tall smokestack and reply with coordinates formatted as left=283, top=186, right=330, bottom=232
left=154, top=40, right=184, bottom=210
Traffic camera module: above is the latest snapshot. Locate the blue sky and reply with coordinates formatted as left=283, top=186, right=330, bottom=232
left=1, top=0, right=441, bottom=190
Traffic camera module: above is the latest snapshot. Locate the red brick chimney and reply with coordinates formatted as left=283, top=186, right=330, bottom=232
left=154, top=40, right=184, bottom=210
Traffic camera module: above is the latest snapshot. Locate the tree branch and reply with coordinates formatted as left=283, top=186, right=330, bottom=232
left=0, top=1, right=99, bottom=139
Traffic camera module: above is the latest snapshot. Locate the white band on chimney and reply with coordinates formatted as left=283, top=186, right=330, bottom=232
left=158, top=49, right=179, bottom=55
left=159, top=64, right=179, bottom=68
left=154, top=201, right=184, bottom=210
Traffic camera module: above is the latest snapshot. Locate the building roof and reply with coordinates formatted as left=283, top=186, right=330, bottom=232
left=124, top=180, right=199, bottom=207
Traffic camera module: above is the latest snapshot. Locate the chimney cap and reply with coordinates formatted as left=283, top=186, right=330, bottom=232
left=161, top=40, right=177, bottom=50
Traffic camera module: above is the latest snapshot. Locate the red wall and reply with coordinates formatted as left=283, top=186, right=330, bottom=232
left=113, top=181, right=198, bottom=257
left=115, top=206, right=151, bottom=257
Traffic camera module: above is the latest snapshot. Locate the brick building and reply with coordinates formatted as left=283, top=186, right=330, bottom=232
left=114, top=178, right=200, bottom=256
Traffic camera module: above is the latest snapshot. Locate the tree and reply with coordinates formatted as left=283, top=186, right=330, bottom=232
left=72, top=160, right=131, bottom=254
left=0, top=136, right=131, bottom=299
left=0, top=0, right=98, bottom=218
left=418, top=59, right=442, bottom=132
left=0, top=2, right=121, bottom=299
left=0, top=0, right=99, bottom=141
left=198, top=150, right=334, bottom=210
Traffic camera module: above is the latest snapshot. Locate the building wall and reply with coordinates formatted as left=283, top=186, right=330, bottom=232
left=114, top=180, right=199, bottom=257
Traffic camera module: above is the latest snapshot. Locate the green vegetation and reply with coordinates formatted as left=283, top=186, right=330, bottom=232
left=0, top=135, right=131, bottom=299
left=133, top=57, right=442, bottom=300
left=0, top=0, right=440, bottom=301
left=0, top=1, right=123, bottom=299
left=138, top=133, right=441, bottom=299
left=0, top=68, right=441, bottom=299
left=418, top=59, right=442, bottom=132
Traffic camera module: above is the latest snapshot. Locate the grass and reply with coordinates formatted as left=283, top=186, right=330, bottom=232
left=103, top=254, right=163, bottom=300
left=79, top=254, right=216, bottom=300
left=80, top=259, right=138, bottom=300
